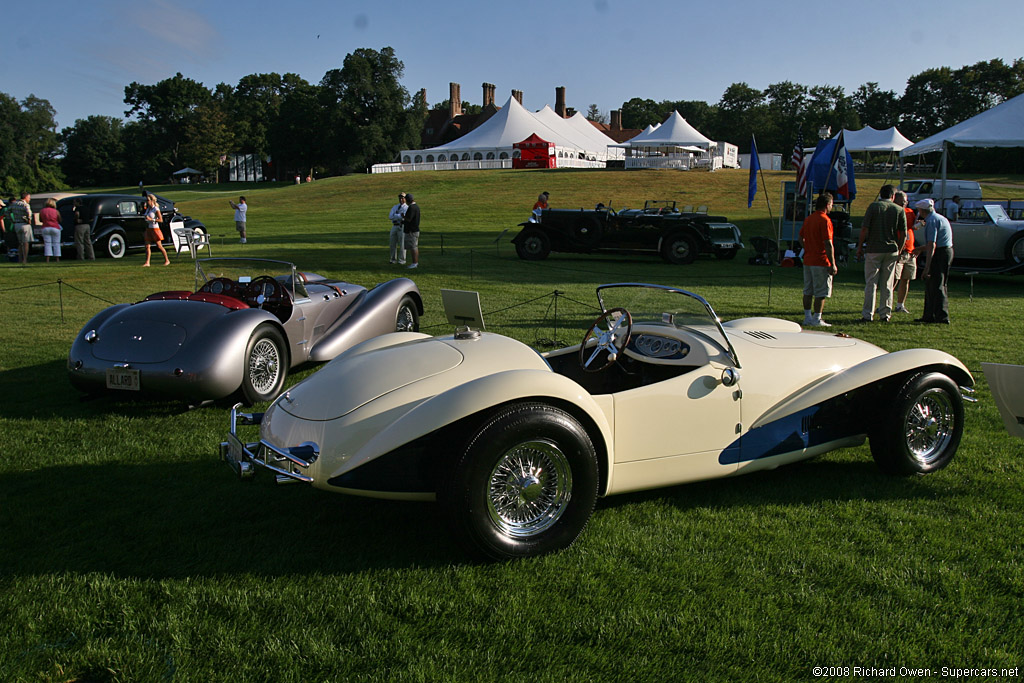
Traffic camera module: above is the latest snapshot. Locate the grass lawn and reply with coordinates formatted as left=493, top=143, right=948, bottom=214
left=1, top=169, right=1022, bottom=682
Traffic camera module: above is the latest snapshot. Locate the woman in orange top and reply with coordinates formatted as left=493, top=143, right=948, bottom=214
left=892, top=191, right=918, bottom=313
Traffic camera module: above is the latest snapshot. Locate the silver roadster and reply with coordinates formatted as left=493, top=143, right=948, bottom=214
left=68, top=258, right=422, bottom=404
left=222, top=283, right=973, bottom=560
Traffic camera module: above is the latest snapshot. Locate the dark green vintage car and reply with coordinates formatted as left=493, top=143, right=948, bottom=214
left=512, top=200, right=743, bottom=265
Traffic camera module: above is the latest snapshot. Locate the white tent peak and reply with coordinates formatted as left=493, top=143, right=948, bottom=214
left=624, top=111, right=712, bottom=148
left=832, top=126, right=913, bottom=152
left=901, top=93, right=1024, bottom=156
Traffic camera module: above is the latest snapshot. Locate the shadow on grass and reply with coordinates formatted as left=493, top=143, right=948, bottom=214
left=0, top=452, right=956, bottom=579
left=0, top=458, right=456, bottom=578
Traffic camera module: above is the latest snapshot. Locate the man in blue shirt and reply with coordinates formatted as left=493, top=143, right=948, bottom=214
left=913, top=199, right=954, bottom=324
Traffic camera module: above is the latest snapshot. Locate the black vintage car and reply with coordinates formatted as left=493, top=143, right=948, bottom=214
left=511, top=200, right=744, bottom=265
left=53, top=193, right=206, bottom=259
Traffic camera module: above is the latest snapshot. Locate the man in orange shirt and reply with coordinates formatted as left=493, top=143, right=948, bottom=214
left=799, top=193, right=838, bottom=326
left=892, top=190, right=918, bottom=314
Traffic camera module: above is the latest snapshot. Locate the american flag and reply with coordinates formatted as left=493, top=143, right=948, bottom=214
left=791, top=128, right=804, bottom=170
left=792, top=128, right=809, bottom=196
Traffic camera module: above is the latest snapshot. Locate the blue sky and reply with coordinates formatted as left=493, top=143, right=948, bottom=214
left=4, top=0, right=1022, bottom=138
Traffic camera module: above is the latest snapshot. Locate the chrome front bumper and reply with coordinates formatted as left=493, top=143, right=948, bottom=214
left=220, top=403, right=319, bottom=485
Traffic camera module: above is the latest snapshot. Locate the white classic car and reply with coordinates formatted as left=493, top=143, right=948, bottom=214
left=222, top=283, right=974, bottom=560
left=950, top=204, right=1024, bottom=271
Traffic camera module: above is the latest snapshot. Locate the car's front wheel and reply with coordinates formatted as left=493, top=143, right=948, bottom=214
left=870, top=372, right=964, bottom=475
left=103, top=232, right=126, bottom=259
left=396, top=294, right=419, bottom=332
left=440, top=403, right=599, bottom=561
left=241, top=324, right=288, bottom=404
left=515, top=229, right=551, bottom=260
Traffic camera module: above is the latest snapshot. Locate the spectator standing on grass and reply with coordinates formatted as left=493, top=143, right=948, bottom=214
left=229, top=196, right=247, bottom=243
left=11, top=192, right=33, bottom=265
left=73, top=197, right=95, bottom=260
left=403, top=193, right=420, bottom=270
left=142, top=193, right=170, bottom=267
left=799, top=194, right=838, bottom=327
left=388, top=192, right=408, bottom=264
left=892, top=191, right=918, bottom=314
left=855, top=184, right=906, bottom=322
left=39, top=198, right=62, bottom=263
left=914, top=199, right=954, bottom=325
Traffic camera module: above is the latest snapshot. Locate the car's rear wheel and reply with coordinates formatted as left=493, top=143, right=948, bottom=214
left=440, top=403, right=599, bottom=561
left=661, top=232, right=699, bottom=265
left=515, top=229, right=551, bottom=260
left=104, top=232, right=126, bottom=259
left=241, top=324, right=288, bottom=405
left=396, top=294, right=419, bottom=332
left=1005, top=233, right=1024, bottom=266
left=870, top=372, right=964, bottom=475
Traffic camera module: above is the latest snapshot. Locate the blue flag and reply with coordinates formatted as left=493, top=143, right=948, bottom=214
left=747, top=136, right=760, bottom=208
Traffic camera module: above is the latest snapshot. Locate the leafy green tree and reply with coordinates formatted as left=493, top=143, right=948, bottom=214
left=123, top=73, right=213, bottom=178
left=620, top=97, right=662, bottom=129
left=0, top=92, right=63, bottom=193
left=851, top=82, right=899, bottom=129
left=319, top=47, right=424, bottom=173
left=181, top=102, right=235, bottom=179
left=716, top=83, right=765, bottom=145
left=61, top=116, right=126, bottom=186
left=268, top=81, right=324, bottom=179
left=225, top=72, right=309, bottom=157
left=585, top=104, right=607, bottom=124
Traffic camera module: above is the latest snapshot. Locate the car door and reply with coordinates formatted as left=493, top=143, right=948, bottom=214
left=612, top=359, right=742, bottom=481
left=116, top=198, right=147, bottom=247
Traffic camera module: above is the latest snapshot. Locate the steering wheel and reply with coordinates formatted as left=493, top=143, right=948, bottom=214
left=247, top=276, right=284, bottom=310
left=202, top=277, right=236, bottom=296
left=579, top=307, right=632, bottom=373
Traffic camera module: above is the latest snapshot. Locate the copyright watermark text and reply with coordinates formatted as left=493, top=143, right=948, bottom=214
left=811, top=666, right=1020, bottom=678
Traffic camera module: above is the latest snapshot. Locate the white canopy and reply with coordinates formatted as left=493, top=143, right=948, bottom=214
left=533, top=106, right=618, bottom=159
left=622, top=111, right=713, bottom=148
left=832, top=126, right=914, bottom=152
left=172, top=167, right=202, bottom=175
left=901, top=93, right=1024, bottom=155
left=406, top=96, right=610, bottom=160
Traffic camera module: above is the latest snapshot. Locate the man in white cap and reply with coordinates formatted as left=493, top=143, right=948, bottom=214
left=913, top=198, right=953, bottom=324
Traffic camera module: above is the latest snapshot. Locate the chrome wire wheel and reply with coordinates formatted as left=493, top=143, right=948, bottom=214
left=904, top=388, right=956, bottom=466
left=396, top=304, right=416, bottom=332
left=486, top=439, right=572, bottom=538
left=248, top=338, right=281, bottom=395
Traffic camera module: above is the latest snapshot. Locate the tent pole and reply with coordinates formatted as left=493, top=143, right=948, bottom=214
left=939, top=141, right=948, bottom=211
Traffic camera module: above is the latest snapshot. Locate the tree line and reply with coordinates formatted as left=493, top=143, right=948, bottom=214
left=1, top=53, right=1021, bottom=194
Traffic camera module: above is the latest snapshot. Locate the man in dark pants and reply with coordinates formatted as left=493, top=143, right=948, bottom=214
left=403, top=193, right=420, bottom=269
left=855, top=184, right=906, bottom=322
left=914, top=199, right=954, bottom=324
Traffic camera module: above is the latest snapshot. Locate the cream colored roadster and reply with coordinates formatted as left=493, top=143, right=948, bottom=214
left=222, top=283, right=974, bottom=560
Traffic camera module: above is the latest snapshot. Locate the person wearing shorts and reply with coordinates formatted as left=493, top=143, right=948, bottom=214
left=892, top=191, right=918, bottom=313
left=11, top=192, right=33, bottom=265
left=142, top=193, right=169, bottom=266
left=799, top=193, right=837, bottom=327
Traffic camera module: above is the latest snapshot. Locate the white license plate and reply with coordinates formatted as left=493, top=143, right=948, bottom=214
left=106, top=368, right=140, bottom=391
left=718, top=243, right=736, bottom=249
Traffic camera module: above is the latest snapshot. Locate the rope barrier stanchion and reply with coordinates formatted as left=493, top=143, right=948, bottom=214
left=58, top=279, right=65, bottom=323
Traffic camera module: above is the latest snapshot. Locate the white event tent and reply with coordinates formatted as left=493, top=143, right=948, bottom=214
left=900, top=92, right=1024, bottom=200
left=393, top=96, right=615, bottom=171
left=618, top=112, right=714, bottom=169
left=832, top=126, right=913, bottom=152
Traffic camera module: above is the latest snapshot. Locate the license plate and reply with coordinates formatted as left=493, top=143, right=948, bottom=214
left=718, top=243, right=736, bottom=249
left=224, top=432, right=246, bottom=466
left=106, top=368, right=140, bottom=391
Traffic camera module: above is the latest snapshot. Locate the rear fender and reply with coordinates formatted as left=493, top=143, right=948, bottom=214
left=308, top=278, right=422, bottom=362
left=750, top=348, right=973, bottom=429
left=340, top=368, right=614, bottom=479
left=182, top=308, right=285, bottom=394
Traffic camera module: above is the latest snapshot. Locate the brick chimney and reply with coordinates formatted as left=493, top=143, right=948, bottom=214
left=511, top=89, right=523, bottom=105
left=611, top=109, right=622, bottom=130
left=449, top=82, right=462, bottom=119
left=418, top=88, right=427, bottom=108
left=566, top=107, right=576, bottom=118
left=555, top=86, right=566, bottom=117
left=482, top=82, right=496, bottom=107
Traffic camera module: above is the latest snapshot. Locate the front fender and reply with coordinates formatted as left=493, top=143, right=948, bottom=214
left=308, top=278, right=422, bottom=362
left=331, top=368, right=614, bottom=481
left=750, top=348, right=973, bottom=430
